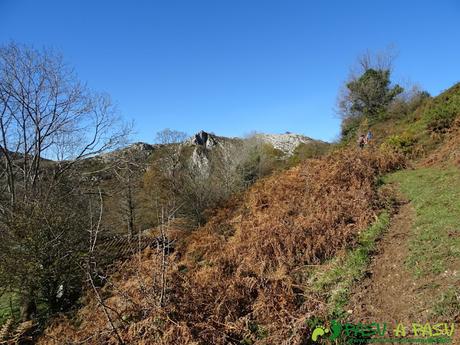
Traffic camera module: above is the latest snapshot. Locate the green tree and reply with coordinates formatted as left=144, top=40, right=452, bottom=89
left=345, top=69, right=403, bottom=118
left=338, top=49, right=404, bottom=140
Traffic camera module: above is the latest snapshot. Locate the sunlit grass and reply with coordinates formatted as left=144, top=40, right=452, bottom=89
left=385, top=167, right=460, bottom=277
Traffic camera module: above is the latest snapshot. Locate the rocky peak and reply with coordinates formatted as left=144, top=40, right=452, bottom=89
left=189, top=130, right=217, bottom=149
left=256, top=132, right=315, bottom=155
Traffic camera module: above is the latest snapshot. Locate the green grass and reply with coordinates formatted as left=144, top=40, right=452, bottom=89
left=308, top=166, right=460, bottom=325
left=310, top=212, right=391, bottom=318
left=385, top=167, right=460, bottom=277
left=0, top=292, right=20, bottom=325
left=432, top=287, right=460, bottom=320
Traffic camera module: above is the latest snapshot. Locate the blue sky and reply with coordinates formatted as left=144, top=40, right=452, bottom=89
left=1, top=0, right=459, bottom=142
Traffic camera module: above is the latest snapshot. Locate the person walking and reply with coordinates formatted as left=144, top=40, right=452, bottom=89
left=357, top=134, right=366, bottom=149
left=365, top=130, right=373, bottom=144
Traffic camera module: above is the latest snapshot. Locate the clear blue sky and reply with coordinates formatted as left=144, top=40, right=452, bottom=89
left=1, top=0, right=459, bottom=142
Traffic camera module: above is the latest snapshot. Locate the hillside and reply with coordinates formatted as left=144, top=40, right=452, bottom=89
left=2, top=30, right=460, bottom=345
left=76, top=130, right=328, bottom=233
left=27, top=82, right=459, bottom=345
left=39, top=148, right=404, bottom=344
left=73, top=130, right=326, bottom=196
left=4, top=82, right=459, bottom=344
left=347, top=167, right=460, bottom=334
left=351, top=83, right=460, bottom=162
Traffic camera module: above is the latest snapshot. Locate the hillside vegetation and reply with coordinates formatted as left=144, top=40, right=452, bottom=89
left=362, top=83, right=460, bottom=162
left=2, top=43, right=459, bottom=345
left=386, top=167, right=460, bottom=277
left=37, top=148, right=403, bottom=344
left=38, top=79, right=460, bottom=344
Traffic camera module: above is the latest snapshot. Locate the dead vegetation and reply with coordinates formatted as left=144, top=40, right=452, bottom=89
left=39, top=148, right=404, bottom=345
left=423, top=117, right=460, bottom=167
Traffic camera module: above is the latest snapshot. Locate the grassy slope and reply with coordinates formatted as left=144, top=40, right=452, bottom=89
left=352, top=82, right=460, bottom=161
left=386, top=167, right=460, bottom=320
left=386, top=167, right=460, bottom=277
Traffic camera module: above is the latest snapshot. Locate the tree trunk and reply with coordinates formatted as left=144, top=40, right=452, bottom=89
left=19, top=293, right=36, bottom=322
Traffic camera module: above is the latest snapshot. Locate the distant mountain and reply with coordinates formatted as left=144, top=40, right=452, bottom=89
left=92, top=130, right=324, bottom=162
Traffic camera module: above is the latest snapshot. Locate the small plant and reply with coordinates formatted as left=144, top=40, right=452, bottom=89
left=248, top=322, right=269, bottom=340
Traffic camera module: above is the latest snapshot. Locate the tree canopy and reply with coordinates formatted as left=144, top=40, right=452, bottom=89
left=341, top=68, right=403, bottom=120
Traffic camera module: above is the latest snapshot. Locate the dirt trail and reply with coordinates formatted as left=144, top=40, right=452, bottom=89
left=346, top=201, right=459, bottom=343
left=346, top=202, right=429, bottom=323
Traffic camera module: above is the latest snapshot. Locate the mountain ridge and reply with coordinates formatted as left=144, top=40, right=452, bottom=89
left=90, top=130, right=324, bottom=164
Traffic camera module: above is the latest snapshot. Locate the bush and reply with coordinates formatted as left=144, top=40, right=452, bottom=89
left=341, top=115, right=364, bottom=143
left=0, top=183, right=89, bottom=321
left=237, top=142, right=284, bottom=185
left=288, top=142, right=330, bottom=165
left=386, top=90, right=431, bottom=120
left=381, top=133, right=417, bottom=155
left=424, top=84, right=460, bottom=133
left=425, top=103, right=460, bottom=133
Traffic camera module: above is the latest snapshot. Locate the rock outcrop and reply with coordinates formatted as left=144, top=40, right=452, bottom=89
left=188, top=130, right=218, bottom=149
left=96, top=142, right=157, bottom=163
left=255, top=132, right=315, bottom=155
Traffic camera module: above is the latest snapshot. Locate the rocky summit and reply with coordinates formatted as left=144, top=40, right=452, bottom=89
left=185, top=130, right=319, bottom=156
left=188, top=130, right=218, bottom=149
left=255, top=132, right=316, bottom=155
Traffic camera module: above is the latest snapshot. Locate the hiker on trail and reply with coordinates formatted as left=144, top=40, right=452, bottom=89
left=365, top=130, right=373, bottom=144
left=357, top=134, right=366, bottom=149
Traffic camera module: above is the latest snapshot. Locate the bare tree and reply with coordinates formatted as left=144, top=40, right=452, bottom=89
left=0, top=42, right=129, bottom=208
left=140, top=129, right=188, bottom=224
left=0, top=42, right=130, bottom=322
left=85, top=189, right=126, bottom=344
left=351, top=46, right=398, bottom=77
left=154, top=128, right=187, bottom=145
left=113, top=156, right=141, bottom=239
